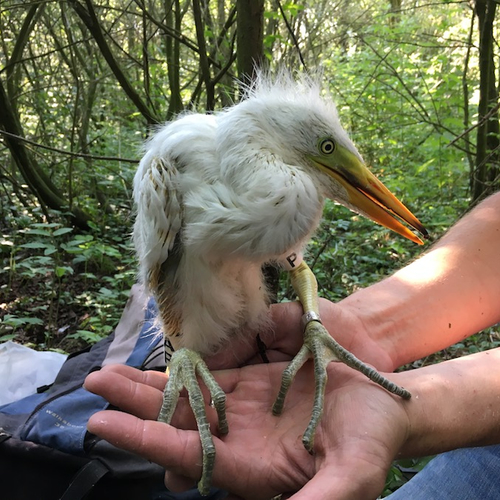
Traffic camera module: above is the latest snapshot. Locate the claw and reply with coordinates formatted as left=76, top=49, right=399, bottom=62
left=273, top=321, right=411, bottom=453
left=158, top=348, right=228, bottom=496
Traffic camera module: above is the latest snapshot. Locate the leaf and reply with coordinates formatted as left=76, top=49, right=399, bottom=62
left=0, top=334, right=18, bottom=342
left=21, top=228, right=52, bottom=237
left=44, top=244, right=58, bottom=256
left=55, top=266, right=74, bottom=277
left=53, top=227, right=73, bottom=237
left=24, top=317, right=45, bottom=325
left=264, top=11, right=280, bottom=20
left=31, top=222, right=59, bottom=228
left=71, top=234, right=94, bottom=243
left=282, top=2, right=304, bottom=16
left=80, top=272, right=97, bottom=279
left=67, top=330, right=105, bottom=343
left=1, top=316, right=44, bottom=327
left=61, top=244, right=84, bottom=254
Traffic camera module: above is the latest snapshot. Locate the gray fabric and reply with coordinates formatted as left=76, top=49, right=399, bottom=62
left=103, top=284, right=150, bottom=367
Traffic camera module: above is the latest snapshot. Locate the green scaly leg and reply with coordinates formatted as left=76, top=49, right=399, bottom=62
left=158, top=348, right=228, bottom=496
left=272, top=261, right=411, bottom=453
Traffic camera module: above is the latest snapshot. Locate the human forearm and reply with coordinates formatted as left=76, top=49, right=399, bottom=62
left=397, top=347, right=500, bottom=457
left=342, top=192, right=500, bottom=368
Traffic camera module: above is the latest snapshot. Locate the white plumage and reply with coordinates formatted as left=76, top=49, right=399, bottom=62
left=133, top=74, right=361, bottom=354
left=132, top=71, right=427, bottom=495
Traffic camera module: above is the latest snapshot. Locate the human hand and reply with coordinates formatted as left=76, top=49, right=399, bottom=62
left=208, top=298, right=394, bottom=372
left=85, top=361, right=410, bottom=500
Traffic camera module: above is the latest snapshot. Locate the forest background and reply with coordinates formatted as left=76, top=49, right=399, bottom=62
left=1, top=0, right=499, bottom=494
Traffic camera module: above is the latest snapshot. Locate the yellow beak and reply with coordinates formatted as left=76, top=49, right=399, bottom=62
left=310, top=146, right=428, bottom=245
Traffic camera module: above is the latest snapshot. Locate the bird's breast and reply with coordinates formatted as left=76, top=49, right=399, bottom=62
left=183, top=163, right=324, bottom=265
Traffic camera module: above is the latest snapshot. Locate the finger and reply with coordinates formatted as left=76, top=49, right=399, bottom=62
left=84, top=369, right=164, bottom=420
left=88, top=410, right=205, bottom=478
left=92, top=364, right=242, bottom=409
left=268, top=302, right=306, bottom=355
left=99, top=364, right=168, bottom=391
left=86, top=368, right=231, bottom=433
left=270, top=301, right=303, bottom=332
left=88, top=410, right=240, bottom=490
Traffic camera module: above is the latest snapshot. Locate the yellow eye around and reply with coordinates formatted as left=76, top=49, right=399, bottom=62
left=319, top=138, right=336, bottom=155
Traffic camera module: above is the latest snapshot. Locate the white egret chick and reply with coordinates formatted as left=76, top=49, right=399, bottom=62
left=133, top=72, right=427, bottom=495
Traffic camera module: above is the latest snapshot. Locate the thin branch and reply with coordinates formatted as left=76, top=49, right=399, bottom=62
left=6, top=2, right=43, bottom=97
left=133, top=0, right=201, bottom=57
left=0, top=129, right=137, bottom=163
left=68, top=0, right=159, bottom=124
left=449, top=101, right=500, bottom=148
left=275, top=0, right=307, bottom=70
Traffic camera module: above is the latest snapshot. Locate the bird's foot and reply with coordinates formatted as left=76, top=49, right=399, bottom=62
left=159, top=347, right=228, bottom=496
left=272, top=320, right=410, bottom=453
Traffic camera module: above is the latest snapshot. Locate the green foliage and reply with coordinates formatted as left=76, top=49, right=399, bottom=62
left=0, top=212, right=135, bottom=350
left=279, top=188, right=467, bottom=304
left=383, top=457, right=434, bottom=497
left=0, top=314, right=45, bottom=342
left=0, top=3, right=497, bottom=494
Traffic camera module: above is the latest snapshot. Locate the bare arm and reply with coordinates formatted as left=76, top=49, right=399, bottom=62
left=400, top=347, right=500, bottom=457
left=345, top=192, right=500, bottom=369
left=267, top=192, right=500, bottom=372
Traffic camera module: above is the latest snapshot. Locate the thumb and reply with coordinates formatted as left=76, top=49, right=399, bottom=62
left=288, top=464, right=386, bottom=500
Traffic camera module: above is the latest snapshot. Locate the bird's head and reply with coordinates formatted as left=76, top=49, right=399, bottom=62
left=235, top=71, right=428, bottom=245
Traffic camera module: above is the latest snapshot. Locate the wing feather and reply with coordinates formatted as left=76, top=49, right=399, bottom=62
left=133, top=153, right=183, bottom=290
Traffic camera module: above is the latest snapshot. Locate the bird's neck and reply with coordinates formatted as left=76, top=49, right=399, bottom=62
left=211, top=111, right=326, bottom=259
left=220, top=153, right=325, bottom=258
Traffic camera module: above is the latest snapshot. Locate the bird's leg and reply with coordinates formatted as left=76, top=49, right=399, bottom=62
left=159, top=347, right=228, bottom=496
left=272, top=261, right=411, bottom=453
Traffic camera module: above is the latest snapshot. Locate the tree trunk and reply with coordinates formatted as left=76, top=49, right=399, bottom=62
left=165, top=0, right=184, bottom=119
left=236, top=0, right=265, bottom=82
left=192, top=0, right=215, bottom=110
left=389, top=0, right=402, bottom=25
left=471, top=0, right=500, bottom=203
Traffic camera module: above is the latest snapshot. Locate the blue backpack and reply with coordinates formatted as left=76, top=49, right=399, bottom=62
left=0, top=285, right=225, bottom=500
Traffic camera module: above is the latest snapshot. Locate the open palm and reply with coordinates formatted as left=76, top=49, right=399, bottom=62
left=85, top=360, right=409, bottom=500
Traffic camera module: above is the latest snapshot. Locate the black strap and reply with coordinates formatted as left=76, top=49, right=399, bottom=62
left=0, top=431, right=11, bottom=444
left=59, top=459, right=110, bottom=500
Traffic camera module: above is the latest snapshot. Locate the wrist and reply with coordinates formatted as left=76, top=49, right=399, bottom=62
left=396, top=367, right=452, bottom=458
left=334, top=297, right=400, bottom=372
left=396, top=348, right=500, bottom=459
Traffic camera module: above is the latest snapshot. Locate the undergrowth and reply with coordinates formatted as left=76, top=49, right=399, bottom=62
left=0, top=209, right=135, bottom=352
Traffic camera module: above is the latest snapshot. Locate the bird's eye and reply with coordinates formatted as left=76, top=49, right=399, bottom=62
left=319, top=139, right=336, bottom=155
